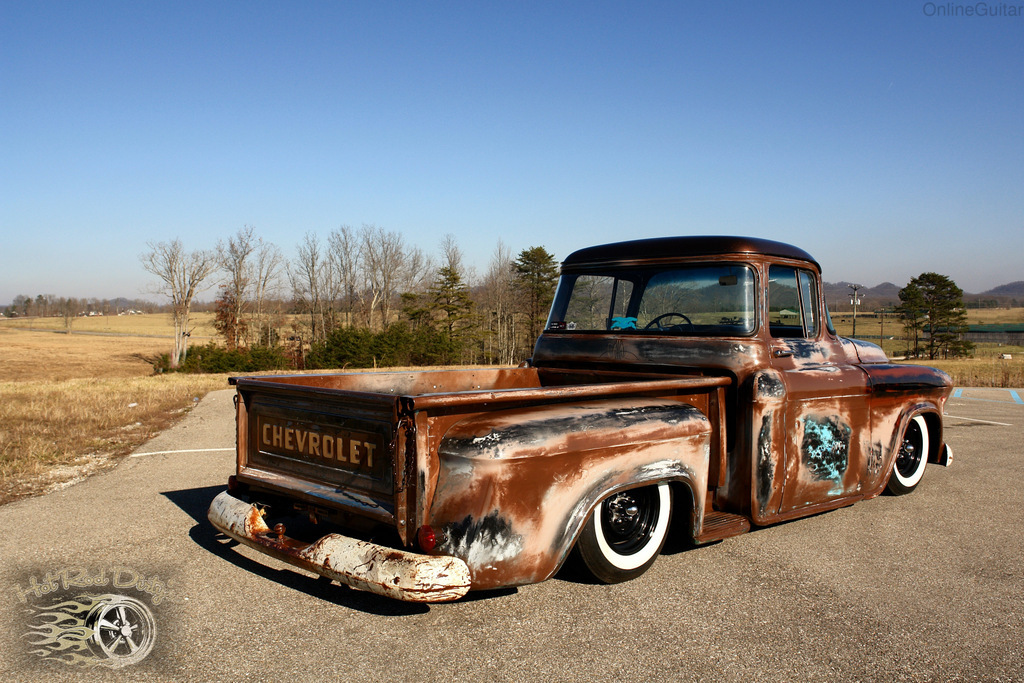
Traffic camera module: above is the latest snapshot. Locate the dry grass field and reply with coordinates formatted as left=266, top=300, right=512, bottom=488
left=0, top=324, right=228, bottom=504
left=831, top=307, right=1024, bottom=326
left=0, top=311, right=218, bottom=339
left=905, top=357, right=1024, bottom=387
left=828, top=310, right=1024, bottom=386
left=1, top=329, right=174, bottom=381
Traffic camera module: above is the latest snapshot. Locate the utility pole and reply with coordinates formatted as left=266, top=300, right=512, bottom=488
left=848, top=284, right=863, bottom=338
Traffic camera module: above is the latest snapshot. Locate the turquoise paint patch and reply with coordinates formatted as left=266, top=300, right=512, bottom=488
left=800, top=416, right=850, bottom=485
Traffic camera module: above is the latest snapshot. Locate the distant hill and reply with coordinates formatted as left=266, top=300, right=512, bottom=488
left=823, top=281, right=903, bottom=311
left=979, top=281, right=1024, bottom=298
left=823, top=279, right=1024, bottom=311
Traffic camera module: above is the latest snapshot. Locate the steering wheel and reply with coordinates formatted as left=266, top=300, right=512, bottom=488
left=644, top=312, right=694, bottom=331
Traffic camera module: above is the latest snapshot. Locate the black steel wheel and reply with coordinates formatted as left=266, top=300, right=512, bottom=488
left=887, top=414, right=929, bottom=495
left=576, top=483, right=672, bottom=584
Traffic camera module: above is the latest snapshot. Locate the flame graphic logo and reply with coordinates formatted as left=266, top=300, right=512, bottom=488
left=23, top=593, right=156, bottom=668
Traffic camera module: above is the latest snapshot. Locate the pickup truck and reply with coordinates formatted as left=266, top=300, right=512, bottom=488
left=209, top=236, right=953, bottom=602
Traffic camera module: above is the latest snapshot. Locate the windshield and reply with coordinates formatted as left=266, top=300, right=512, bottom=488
left=546, top=264, right=757, bottom=336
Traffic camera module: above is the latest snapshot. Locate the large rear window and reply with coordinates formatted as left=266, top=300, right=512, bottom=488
left=546, top=264, right=757, bottom=336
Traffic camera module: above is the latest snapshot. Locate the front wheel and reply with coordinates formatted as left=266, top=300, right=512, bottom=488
left=576, top=483, right=672, bottom=584
left=887, top=414, right=929, bottom=495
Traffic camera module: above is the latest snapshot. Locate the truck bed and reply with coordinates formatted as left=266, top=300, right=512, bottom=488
left=229, top=367, right=729, bottom=544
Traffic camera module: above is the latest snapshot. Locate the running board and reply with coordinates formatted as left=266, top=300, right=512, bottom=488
left=696, top=510, right=751, bottom=544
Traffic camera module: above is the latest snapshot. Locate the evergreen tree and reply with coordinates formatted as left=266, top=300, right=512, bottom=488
left=430, top=264, right=474, bottom=341
left=514, top=246, right=559, bottom=347
left=400, top=291, right=432, bottom=330
left=896, top=280, right=925, bottom=357
left=898, top=272, right=972, bottom=359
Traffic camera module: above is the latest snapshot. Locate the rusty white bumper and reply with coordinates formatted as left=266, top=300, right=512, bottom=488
left=207, top=491, right=470, bottom=603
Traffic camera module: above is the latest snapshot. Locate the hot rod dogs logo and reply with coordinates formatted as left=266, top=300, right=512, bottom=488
left=14, top=566, right=166, bottom=669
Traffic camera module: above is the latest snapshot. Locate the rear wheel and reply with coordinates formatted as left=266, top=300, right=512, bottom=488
left=576, top=483, right=672, bottom=584
left=887, top=414, right=929, bottom=495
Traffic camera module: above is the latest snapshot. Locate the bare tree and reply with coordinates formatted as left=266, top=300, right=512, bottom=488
left=290, top=231, right=330, bottom=344
left=481, top=240, right=518, bottom=364
left=58, top=296, right=78, bottom=333
left=35, top=294, right=51, bottom=318
left=440, top=234, right=464, bottom=278
left=141, top=239, right=217, bottom=368
left=359, top=225, right=402, bottom=329
left=217, top=225, right=257, bottom=349
left=328, top=225, right=360, bottom=328
left=252, top=238, right=284, bottom=347
left=12, top=295, right=30, bottom=317
left=401, top=244, right=434, bottom=298
left=358, top=225, right=434, bottom=330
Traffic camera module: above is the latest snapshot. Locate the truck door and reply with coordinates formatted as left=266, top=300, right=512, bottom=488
left=766, top=265, right=872, bottom=516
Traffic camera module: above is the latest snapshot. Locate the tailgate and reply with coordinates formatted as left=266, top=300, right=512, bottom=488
left=233, top=379, right=402, bottom=528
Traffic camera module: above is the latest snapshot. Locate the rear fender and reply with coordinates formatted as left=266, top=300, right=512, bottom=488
left=428, top=397, right=713, bottom=590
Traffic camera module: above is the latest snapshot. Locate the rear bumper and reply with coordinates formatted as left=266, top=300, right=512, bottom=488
left=207, top=491, right=471, bottom=603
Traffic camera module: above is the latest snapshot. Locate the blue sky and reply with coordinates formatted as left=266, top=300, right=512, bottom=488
left=2, top=1, right=1022, bottom=304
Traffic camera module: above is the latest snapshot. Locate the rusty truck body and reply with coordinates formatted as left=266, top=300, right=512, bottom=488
left=209, top=236, right=953, bottom=602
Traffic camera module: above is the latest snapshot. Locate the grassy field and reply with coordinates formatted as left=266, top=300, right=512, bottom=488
left=830, top=307, right=1024, bottom=327
left=0, top=311, right=218, bottom=339
left=829, top=311, right=1024, bottom=382
left=0, top=325, right=229, bottom=504
left=1, top=329, right=174, bottom=381
left=903, top=356, right=1024, bottom=388
left=0, top=373, right=228, bottom=504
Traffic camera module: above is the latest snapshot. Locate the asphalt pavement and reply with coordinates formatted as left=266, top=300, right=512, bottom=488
left=1, top=386, right=1021, bottom=681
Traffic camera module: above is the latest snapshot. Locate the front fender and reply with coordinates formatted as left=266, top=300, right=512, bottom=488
left=859, top=363, right=954, bottom=494
left=427, top=398, right=713, bottom=590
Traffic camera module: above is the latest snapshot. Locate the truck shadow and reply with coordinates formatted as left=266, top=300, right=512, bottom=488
left=161, top=485, right=440, bottom=616
left=552, top=533, right=724, bottom=586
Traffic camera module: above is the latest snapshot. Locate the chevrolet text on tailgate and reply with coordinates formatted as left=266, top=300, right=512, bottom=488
left=209, top=236, right=953, bottom=602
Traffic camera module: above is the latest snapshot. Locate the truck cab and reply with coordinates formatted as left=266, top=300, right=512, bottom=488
left=538, top=236, right=951, bottom=526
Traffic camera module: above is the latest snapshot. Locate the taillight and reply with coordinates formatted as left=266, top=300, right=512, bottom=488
left=417, top=525, right=437, bottom=552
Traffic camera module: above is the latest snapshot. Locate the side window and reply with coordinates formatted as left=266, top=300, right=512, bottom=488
left=561, top=275, right=633, bottom=330
left=798, top=270, right=819, bottom=337
left=769, top=266, right=819, bottom=338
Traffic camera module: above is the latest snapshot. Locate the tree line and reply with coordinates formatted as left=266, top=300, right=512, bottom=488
left=9, top=229, right=974, bottom=370
left=140, top=225, right=559, bottom=371
left=3, top=295, right=157, bottom=321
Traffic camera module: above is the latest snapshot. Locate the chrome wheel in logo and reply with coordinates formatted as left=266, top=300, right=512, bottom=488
left=86, top=596, right=157, bottom=667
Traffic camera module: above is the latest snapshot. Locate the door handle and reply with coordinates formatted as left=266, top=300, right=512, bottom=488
left=773, top=348, right=793, bottom=358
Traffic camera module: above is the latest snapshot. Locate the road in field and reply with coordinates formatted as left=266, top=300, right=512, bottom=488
left=1, top=387, right=1022, bottom=681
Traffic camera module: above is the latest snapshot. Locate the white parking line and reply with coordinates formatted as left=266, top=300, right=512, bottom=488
left=944, top=414, right=1013, bottom=427
left=130, top=448, right=235, bottom=458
